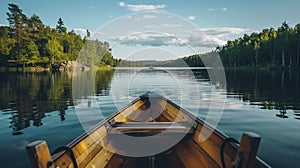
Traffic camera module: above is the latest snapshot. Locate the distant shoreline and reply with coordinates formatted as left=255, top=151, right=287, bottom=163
left=1, top=65, right=298, bottom=73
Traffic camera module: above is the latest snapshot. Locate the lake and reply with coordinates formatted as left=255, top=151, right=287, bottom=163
left=0, top=68, right=300, bottom=168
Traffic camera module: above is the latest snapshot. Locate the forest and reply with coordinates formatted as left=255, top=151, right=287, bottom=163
left=158, top=21, right=300, bottom=69
left=2, top=4, right=300, bottom=70
left=217, top=22, right=300, bottom=69
left=0, top=3, right=118, bottom=70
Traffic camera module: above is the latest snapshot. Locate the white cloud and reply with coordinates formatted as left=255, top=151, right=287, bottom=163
left=118, top=2, right=125, bottom=7
left=123, top=15, right=158, bottom=21
left=209, top=8, right=228, bottom=12
left=222, top=8, right=228, bottom=11
left=162, top=24, right=182, bottom=28
left=188, top=33, right=226, bottom=48
left=74, top=28, right=87, bottom=35
left=142, top=15, right=158, bottom=19
left=144, top=25, right=158, bottom=28
left=93, top=31, right=106, bottom=36
left=117, top=2, right=166, bottom=12
left=198, top=27, right=249, bottom=37
left=144, top=24, right=182, bottom=28
left=188, top=16, right=196, bottom=20
left=189, top=27, right=249, bottom=47
left=74, top=28, right=94, bottom=37
left=111, top=27, right=249, bottom=48
left=123, top=15, right=133, bottom=19
left=112, top=32, right=187, bottom=46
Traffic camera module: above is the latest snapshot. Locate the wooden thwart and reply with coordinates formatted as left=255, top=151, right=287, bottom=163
left=111, top=122, right=194, bottom=134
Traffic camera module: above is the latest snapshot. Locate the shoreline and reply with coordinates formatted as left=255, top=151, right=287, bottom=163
left=0, top=65, right=113, bottom=73
left=0, top=64, right=298, bottom=73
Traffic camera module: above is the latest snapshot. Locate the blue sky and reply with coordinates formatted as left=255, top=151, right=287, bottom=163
left=1, top=0, right=300, bottom=60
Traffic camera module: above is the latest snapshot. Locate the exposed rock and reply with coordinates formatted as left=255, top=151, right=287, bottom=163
left=53, top=61, right=90, bottom=71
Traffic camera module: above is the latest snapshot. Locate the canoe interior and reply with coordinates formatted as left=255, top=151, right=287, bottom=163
left=50, top=93, right=269, bottom=168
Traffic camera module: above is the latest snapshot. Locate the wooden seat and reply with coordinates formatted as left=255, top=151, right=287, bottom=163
left=109, top=122, right=194, bottom=134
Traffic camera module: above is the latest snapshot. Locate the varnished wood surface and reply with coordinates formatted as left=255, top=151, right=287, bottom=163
left=26, top=141, right=52, bottom=168
left=27, top=93, right=269, bottom=168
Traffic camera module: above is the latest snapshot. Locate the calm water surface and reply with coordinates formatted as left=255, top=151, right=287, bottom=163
left=0, top=69, right=300, bottom=167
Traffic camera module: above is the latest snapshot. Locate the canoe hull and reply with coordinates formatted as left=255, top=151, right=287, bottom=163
left=27, top=92, right=270, bottom=168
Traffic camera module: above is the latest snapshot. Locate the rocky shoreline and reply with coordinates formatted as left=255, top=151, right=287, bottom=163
left=52, top=61, right=90, bottom=71
left=1, top=61, right=91, bottom=72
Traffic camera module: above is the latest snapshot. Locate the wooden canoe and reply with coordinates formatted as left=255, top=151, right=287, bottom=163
left=26, top=92, right=270, bottom=168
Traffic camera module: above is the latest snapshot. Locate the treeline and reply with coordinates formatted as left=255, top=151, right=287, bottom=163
left=0, top=4, right=117, bottom=69
left=151, top=53, right=217, bottom=67
left=118, top=60, right=144, bottom=67
left=217, top=22, right=300, bottom=69
left=160, top=21, right=300, bottom=69
left=157, top=55, right=204, bottom=67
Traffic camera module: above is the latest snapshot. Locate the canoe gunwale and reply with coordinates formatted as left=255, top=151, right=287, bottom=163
left=164, top=97, right=269, bottom=168
left=52, top=96, right=142, bottom=161
left=50, top=92, right=269, bottom=168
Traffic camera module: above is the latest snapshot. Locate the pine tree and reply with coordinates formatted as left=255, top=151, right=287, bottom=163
left=6, top=3, right=29, bottom=65
left=56, top=18, right=66, bottom=34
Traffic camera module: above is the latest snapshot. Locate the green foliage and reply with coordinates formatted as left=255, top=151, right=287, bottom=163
left=26, top=41, right=40, bottom=66
left=117, top=60, right=144, bottom=67
left=0, top=26, right=13, bottom=64
left=102, top=51, right=117, bottom=67
left=78, top=40, right=98, bottom=65
left=56, top=18, right=67, bottom=34
left=153, top=54, right=206, bottom=67
left=218, top=22, right=300, bottom=69
left=46, top=39, right=64, bottom=64
left=6, top=3, right=29, bottom=64
left=0, top=3, right=118, bottom=70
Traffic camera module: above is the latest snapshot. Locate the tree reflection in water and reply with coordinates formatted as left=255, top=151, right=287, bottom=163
left=1, top=69, right=300, bottom=135
left=0, top=70, right=114, bottom=135
left=192, top=69, right=300, bottom=119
